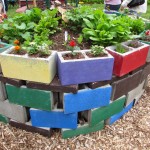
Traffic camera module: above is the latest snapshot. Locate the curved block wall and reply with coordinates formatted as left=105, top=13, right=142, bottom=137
left=0, top=61, right=150, bottom=139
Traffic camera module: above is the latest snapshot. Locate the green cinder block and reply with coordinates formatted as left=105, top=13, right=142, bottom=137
left=0, top=114, right=9, bottom=124
left=62, top=121, right=104, bottom=139
left=6, top=84, right=53, bottom=111
left=90, top=95, right=126, bottom=126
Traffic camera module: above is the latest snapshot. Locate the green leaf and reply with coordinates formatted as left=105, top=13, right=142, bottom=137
left=83, top=18, right=94, bottom=29
left=15, top=23, right=26, bottom=30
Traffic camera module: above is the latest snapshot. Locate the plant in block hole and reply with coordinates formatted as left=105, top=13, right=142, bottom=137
left=115, top=43, right=127, bottom=54
left=67, top=40, right=80, bottom=56
left=91, top=45, right=105, bottom=57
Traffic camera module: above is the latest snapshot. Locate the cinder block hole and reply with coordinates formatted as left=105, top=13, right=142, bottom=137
left=24, top=107, right=30, bottom=122
left=53, top=92, right=63, bottom=109
left=78, top=84, right=88, bottom=90
left=78, top=111, right=90, bottom=125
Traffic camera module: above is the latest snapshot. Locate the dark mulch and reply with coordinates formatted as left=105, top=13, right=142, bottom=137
left=62, top=52, right=85, bottom=60
left=9, top=50, right=27, bottom=55
left=50, top=27, right=91, bottom=51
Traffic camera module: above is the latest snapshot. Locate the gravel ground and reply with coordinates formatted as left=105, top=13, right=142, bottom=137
left=0, top=80, right=150, bottom=150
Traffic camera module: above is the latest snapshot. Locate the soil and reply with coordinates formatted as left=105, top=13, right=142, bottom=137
left=140, top=36, right=150, bottom=42
left=28, top=53, right=50, bottom=58
left=62, top=52, right=85, bottom=60
left=0, top=44, right=4, bottom=48
left=86, top=52, right=108, bottom=58
left=9, top=50, right=27, bottom=55
left=50, top=27, right=91, bottom=51
left=127, top=40, right=143, bottom=48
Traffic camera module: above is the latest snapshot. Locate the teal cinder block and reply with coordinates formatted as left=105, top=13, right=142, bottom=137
left=64, top=85, right=112, bottom=114
left=6, top=84, right=53, bottom=111
left=90, top=96, right=126, bottom=126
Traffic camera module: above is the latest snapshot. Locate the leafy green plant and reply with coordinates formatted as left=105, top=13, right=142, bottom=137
left=65, top=5, right=95, bottom=32
left=0, top=8, right=59, bottom=45
left=23, top=42, right=51, bottom=57
left=77, top=34, right=83, bottom=44
left=91, top=45, right=105, bottom=56
left=82, top=10, right=131, bottom=46
left=115, top=43, right=127, bottom=54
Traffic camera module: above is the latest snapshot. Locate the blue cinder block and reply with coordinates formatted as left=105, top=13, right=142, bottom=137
left=30, top=109, right=77, bottom=129
left=108, top=101, right=134, bottom=125
left=64, top=85, right=112, bottom=114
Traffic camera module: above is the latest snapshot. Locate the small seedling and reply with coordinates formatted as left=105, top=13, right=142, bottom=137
left=115, top=43, right=127, bottom=54
left=91, top=45, right=105, bottom=56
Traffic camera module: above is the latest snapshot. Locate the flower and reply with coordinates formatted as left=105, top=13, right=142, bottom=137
left=145, top=30, right=150, bottom=36
left=69, top=40, right=76, bottom=47
left=14, top=40, right=20, bottom=45
left=14, top=46, right=20, bottom=51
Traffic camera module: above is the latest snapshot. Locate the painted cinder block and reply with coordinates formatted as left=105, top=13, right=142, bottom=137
left=62, top=121, right=104, bottom=139
left=0, top=100, right=28, bottom=123
left=89, top=96, right=126, bottom=126
left=134, top=90, right=145, bottom=105
left=26, top=76, right=78, bottom=94
left=30, top=108, right=78, bottom=129
left=9, top=120, right=52, bottom=137
left=0, top=114, right=9, bottom=124
left=125, top=80, right=145, bottom=106
left=106, top=42, right=149, bottom=77
left=6, top=84, right=53, bottom=111
left=0, top=74, right=25, bottom=87
left=0, top=48, right=57, bottom=84
left=0, top=81, right=7, bottom=101
left=140, top=62, right=150, bottom=83
left=57, top=50, right=114, bottom=85
left=111, top=70, right=142, bottom=100
left=106, top=101, right=134, bottom=125
left=64, top=85, right=112, bottom=114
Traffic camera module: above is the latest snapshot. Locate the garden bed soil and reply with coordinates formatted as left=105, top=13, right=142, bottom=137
left=50, top=27, right=91, bottom=51
left=62, top=53, right=85, bottom=60
left=140, top=36, right=150, bottom=42
left=127, top=40, right=143, bottom=48
left=9, top=50, right=27, bottom=55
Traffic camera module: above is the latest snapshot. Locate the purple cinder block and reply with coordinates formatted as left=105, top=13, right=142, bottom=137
left=57, top=50, right=114, bottom=85
left=64, top=85, right=112, bottom=114
left=107, top=101, right=134, bottom=125
left=30, top=108, right=77, bottom=129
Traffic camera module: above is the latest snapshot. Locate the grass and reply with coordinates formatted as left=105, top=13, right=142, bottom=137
left=6, top=3, right=150, bottom=19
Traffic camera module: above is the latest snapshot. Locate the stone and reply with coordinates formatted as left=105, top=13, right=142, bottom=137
left=0, top=100, right=28, bottom=123
left=125, top=80, right=145, bottom=106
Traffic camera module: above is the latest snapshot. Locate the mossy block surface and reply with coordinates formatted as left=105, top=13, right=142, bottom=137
left=6, top=84, right=52, bottom=111
left=62, top=121, right=104, bottom=139
left=90, top=96, right=126, bottom=126
left=0, top=114, right=9, bottom=124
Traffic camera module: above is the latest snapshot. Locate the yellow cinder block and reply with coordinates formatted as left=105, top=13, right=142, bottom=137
left=0, top=48, right=57, bottom=84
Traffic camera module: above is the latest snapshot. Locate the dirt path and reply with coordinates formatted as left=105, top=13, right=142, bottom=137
left=0, top=79, right=149, bottom=150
